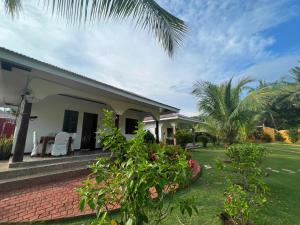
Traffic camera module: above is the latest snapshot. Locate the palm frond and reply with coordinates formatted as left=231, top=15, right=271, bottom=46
left=4, top=0, right=22, bottom=18
left=232, top=84, right=291, bottom=119
left=290, top=64, right=300, bottom=84
left=192, top=81, right=226, bottom=121
left=44, top=0, right=187, bottom=57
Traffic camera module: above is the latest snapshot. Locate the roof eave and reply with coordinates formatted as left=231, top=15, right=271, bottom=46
left=0, top=47, right=179, bottom=113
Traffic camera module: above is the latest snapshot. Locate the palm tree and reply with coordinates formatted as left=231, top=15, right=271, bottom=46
left=192, top=77, right=283, bottom=144
left=290, top=64, right=300, bottom=84
left=259, top=65, right=300, bottom=129
left=4, top=0, right=187, bottom=57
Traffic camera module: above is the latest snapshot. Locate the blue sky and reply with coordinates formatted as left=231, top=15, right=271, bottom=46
left=0, top=0, right=300, bottom=115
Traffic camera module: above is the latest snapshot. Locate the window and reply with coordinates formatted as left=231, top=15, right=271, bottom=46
left=62, top=110, right=79, bottom=133
left=167, top=128, right=173, bottom=138
left=125, top=118, right=138, bottom=134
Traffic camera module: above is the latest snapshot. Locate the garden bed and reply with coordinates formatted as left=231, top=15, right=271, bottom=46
left=0, top=160, right=201, bottom=223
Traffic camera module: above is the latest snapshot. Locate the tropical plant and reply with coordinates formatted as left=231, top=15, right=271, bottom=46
left=217, top=143, right=268, bottom=225
left=258, top=64, right=300, bottom=129
left=144, top=130, right=155, bottom=144
left=224, top=143, right=268, bottom=191
left=196, top=134, right=209, bottom=147
left=97, top=109, right=127, bottom=160
left=78, top=110, right=197, bottom=225
left=192, top=77, right=283, bottom=144
left=175, top=129, right=193, bottom=148
left=0, top=137, right=13, bottom=160
left=288, top=128, right=299, bottom=143
left=4, top=0, right=187, bottom=57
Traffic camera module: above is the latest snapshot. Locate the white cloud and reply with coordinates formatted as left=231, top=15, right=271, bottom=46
left=0, top=0, right=299, bottom=116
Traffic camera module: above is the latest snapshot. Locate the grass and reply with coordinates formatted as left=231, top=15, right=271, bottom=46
left=25, top=143, right=300, bottom=225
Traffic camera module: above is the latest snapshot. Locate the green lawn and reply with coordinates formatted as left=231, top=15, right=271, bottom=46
left=29, top=143, right=300, bottom=225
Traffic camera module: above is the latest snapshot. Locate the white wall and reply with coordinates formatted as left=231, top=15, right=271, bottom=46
left=22, top=95, right=145, bottom=153
left=144, top=120, right=176, bottom=143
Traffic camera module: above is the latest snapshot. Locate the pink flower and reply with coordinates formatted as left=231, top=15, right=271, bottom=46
left=150, top=153, right=157, bottom=161
left=227, top=195, right=233, bottom=204
left=188, top=159, right=195, bottom=168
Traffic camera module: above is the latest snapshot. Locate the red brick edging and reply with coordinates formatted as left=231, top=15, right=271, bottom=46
left=0, top=160, right=201, bottom=223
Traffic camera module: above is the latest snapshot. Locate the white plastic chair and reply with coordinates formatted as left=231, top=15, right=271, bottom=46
left=50, top=132, right=69, bottom=156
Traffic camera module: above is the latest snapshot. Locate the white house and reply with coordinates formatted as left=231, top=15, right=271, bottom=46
left=144, top=113, right=202, bottom=145
left=0, top=47, right=179, bottom=162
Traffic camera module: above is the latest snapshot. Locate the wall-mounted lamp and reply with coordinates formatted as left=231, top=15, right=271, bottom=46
left=30, top=116, right=38, bottom=121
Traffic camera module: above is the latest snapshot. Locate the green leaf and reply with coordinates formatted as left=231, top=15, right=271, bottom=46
left=79, top=198, right=86, bottom=211
left=126, top=218, right=133, bottom=225
left=186, top=206, right=193, bottom=217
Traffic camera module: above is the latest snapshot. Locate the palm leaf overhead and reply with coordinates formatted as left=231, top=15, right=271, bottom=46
left=4, top=0, right=21, bottom=18
left=4, top=0, right=187, bottom=57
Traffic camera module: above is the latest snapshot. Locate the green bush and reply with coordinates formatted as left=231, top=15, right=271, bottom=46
left=289, top=128, right=299, bottom=143
left=78, top=111, right=197, bottom=225
left=253, top=129, right=264, bottom=140
left=275, top=132, right=285, bottom=142
left=175, top=129, right=193, bottom=148
left=144, top=130, right=155, bottom=144
left=196, top=135, right=209, bottom=147
left=0, top=137, right=13, bottom=160
left=218, top=143, right=268, bottom=225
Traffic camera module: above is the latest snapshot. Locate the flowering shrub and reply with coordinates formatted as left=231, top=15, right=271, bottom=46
left=188, top=159, right=195, bottom=168
left=217, top=143, right=268, bottom=225
left=78, top=110, right=198, bottom=225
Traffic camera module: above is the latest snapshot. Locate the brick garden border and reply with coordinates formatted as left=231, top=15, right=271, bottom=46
left=0, top=160, right=201, bottom=223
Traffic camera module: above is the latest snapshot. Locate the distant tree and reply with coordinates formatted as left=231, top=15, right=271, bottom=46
left=4, top=0, right=187, bottom=57
left=258, top=64, right=300, bottom=129
left=192, top=77, right=283, bottom=144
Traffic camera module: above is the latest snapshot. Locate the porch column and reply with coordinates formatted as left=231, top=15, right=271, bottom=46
left=155, top=120, right=159, bottom=143
left=115, top=114, right=120, bottom=128
left=12, top=95, right=32, bottom=162
left=172, top=124, right=177, bottom=146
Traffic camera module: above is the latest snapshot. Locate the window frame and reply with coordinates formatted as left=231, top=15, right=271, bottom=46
left=62, top=110, right=79, bottom=133
left=125, top=118, right=138, bottom=134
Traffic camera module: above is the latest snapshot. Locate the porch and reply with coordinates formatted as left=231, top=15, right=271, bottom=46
left=0, top=47, right=179, bottom=163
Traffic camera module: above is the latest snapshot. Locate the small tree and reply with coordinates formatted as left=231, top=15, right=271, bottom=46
left=78, top=110, right=197, bottom=225
left=217, top=143, right=268, bottom=225
left=175, top=129, right=193, bottom=148
left=97, top=109, right=127, bottom=160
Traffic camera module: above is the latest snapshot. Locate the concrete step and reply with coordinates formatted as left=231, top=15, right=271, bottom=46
left=0, top=167, right=90, bottom=193
left=0, top=159, right=95, bottom=180
left=9, top=152, right=110, bottom=168
left=0, top=152, right=110, bottom=193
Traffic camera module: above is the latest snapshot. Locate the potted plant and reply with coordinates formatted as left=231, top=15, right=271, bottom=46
left=0, top=137, right=13, bottom=160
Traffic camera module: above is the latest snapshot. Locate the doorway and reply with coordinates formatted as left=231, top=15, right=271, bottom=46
left=81, top=112, right=98, bottom=150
